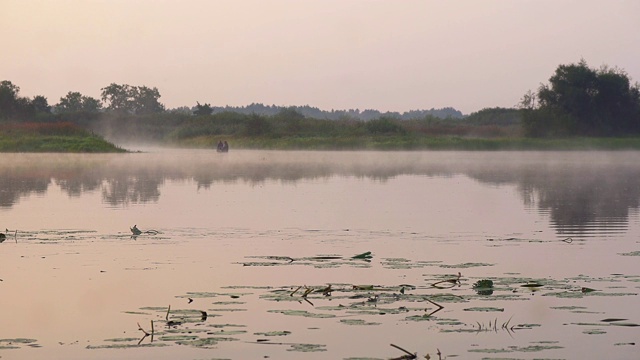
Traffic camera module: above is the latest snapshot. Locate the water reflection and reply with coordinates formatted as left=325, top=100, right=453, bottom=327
left=1, top=150, right=639, bottom=237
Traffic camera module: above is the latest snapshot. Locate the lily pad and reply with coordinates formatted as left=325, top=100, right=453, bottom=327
left=440, top=262, right=493, bottom=268
left=463, top=307, right=504, bottom=312
left=287, top=343, right=327, bottom=352
left=254, top=331, right=291, bottom=336
left=339, top=319, right=381, bottom=326
left=267, top=310, right=336, bottom=318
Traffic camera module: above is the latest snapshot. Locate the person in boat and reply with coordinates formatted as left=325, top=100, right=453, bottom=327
left=216, top=140, right=224, bottom=152
left=222, top=141, right=229, bottom=152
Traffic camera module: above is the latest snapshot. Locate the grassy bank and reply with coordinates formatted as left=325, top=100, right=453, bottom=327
left=173, top=134, right=640, bottom=151
left=0, top=122, right=126, bottom=152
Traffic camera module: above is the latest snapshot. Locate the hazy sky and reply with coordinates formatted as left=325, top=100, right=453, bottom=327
left=2, top=0, right=639, bottom=114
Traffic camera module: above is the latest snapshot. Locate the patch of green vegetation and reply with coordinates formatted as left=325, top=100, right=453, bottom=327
left=286, top=343, right=327, bottom=352
left=0, top=122, right=125, bottom=153
left=104, top=337, right=142, bottom=342
left=583, top=329, right=607, bottom=335
left=159, top=335, right=199, bottom=341
left=468, top=344, right=563, bottom=353
left=543, top=291, right=638, bottom=299
left=0, top=338, right=38, bottom=344
left=339, top=319, right=381, bottom=326
left=86, top=343, right=168, bottom=349
left=254, top=331, right=291, bottom=337
left=206, top=330, right=247, bottom=335
left=174, top=337, right=239, bottom=348
left=619, top=251, right=640, bottom=256
left=463, top=307, right=504, bottom=312
left=267, top=310, right=336, bottom=318
left=404, top=314, right=437, bottom=322
left=440, top=262, right=494, bottom=268
left=179, top=134, right=640, bottom=151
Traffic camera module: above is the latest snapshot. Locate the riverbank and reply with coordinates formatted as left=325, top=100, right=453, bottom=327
left=173, top=134, right=640, bottom=151
left=0, top=122, right=125, bottom=153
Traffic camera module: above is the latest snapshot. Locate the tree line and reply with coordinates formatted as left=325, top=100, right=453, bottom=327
left=2, top=59, right=639, bottom=139
left=0, top=81, right=164, bottom=120
left=0, top=80, right=462, bottom=122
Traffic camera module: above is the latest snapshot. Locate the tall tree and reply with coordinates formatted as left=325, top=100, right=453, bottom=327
left=522, top=60, right=640, bottom=136
left=0, top=80, right=21, bottom=119
left=101, top=83, right=164, bottom=115
left=57, top=91, right=84, bottom=112
left=31, top=95, right=51, bottom=114
left=134, top=86, right=164, bottom=114
left=193, top=102, right=213, bottom=116
left=81, top=96, right=103, bottom=113
left=56, top=91, right=102, bottom=113
left=101, top=83, right=135, bottom=113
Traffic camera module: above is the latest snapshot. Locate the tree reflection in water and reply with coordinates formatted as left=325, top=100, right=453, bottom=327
left=0, top=151, right=638, bottom=236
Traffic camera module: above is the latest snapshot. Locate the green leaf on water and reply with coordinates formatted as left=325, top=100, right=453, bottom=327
left=610, top=322, right=640, bottom=327
left=254, top=331, right=291, bottom=336
left=463, top=307, right=504, bottom=312
left=473, top=279, right=494, bottom=289
left=551, top=306, right=587, bottom=310
left=206, top=330, right=247, bottom=335
left=159, top=335, right=199, bottom=341
left=618, top=251, right=640, bottom=256
left=520, top=283, right=543, bottom=288
left=351, top=251, right=373, bottom=259
left=287, top=343, right=327, bottom=352
left=339, top=319, right=381, bottom=326
left=440, top=262, right=494, bottom=268
left=175, top=337, right=238, bottom=348
left=267, top=310, right=336, bottom=318
left=0, top=338, right=38, bottom=344
left=104, top=337, right=141, bottom=342
left=87, top=343, right=168, bottom=349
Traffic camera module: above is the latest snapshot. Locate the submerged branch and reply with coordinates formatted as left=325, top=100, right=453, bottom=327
left=390, top=343, right=417, bottom=359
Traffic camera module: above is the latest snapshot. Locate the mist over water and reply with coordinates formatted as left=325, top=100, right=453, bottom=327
left=1, top=149, right=638, bottom=238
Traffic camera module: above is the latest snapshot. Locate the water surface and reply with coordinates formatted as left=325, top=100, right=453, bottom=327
left=1, top=149, right=638, bottom=359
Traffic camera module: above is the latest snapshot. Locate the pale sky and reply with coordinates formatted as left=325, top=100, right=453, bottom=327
left=1, top=0, right=639, bottom=115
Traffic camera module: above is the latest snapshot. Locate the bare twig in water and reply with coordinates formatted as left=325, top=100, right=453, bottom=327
left=130, top=225, right=160, bottom=236
left=390, top=343, right=417, bottom=359
left=137, top=322, right=150, bottom=336
left=137, top=320, right=155, bottom=345
left=290, top=285, right=302, bottom=296
left=431, top=272, right=462, bottom=288
left=302, top=297, right=314, bottom=306
left=137, top=334, right=147, bottom=346
left=424, top=298, right=444, bottom=317
left=301, top=286, right=314, bottom=298
left=166, top=305, right=171, bottom=321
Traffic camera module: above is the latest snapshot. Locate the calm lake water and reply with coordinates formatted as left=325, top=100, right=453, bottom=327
left=1, top=149, right=639, bottom=359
